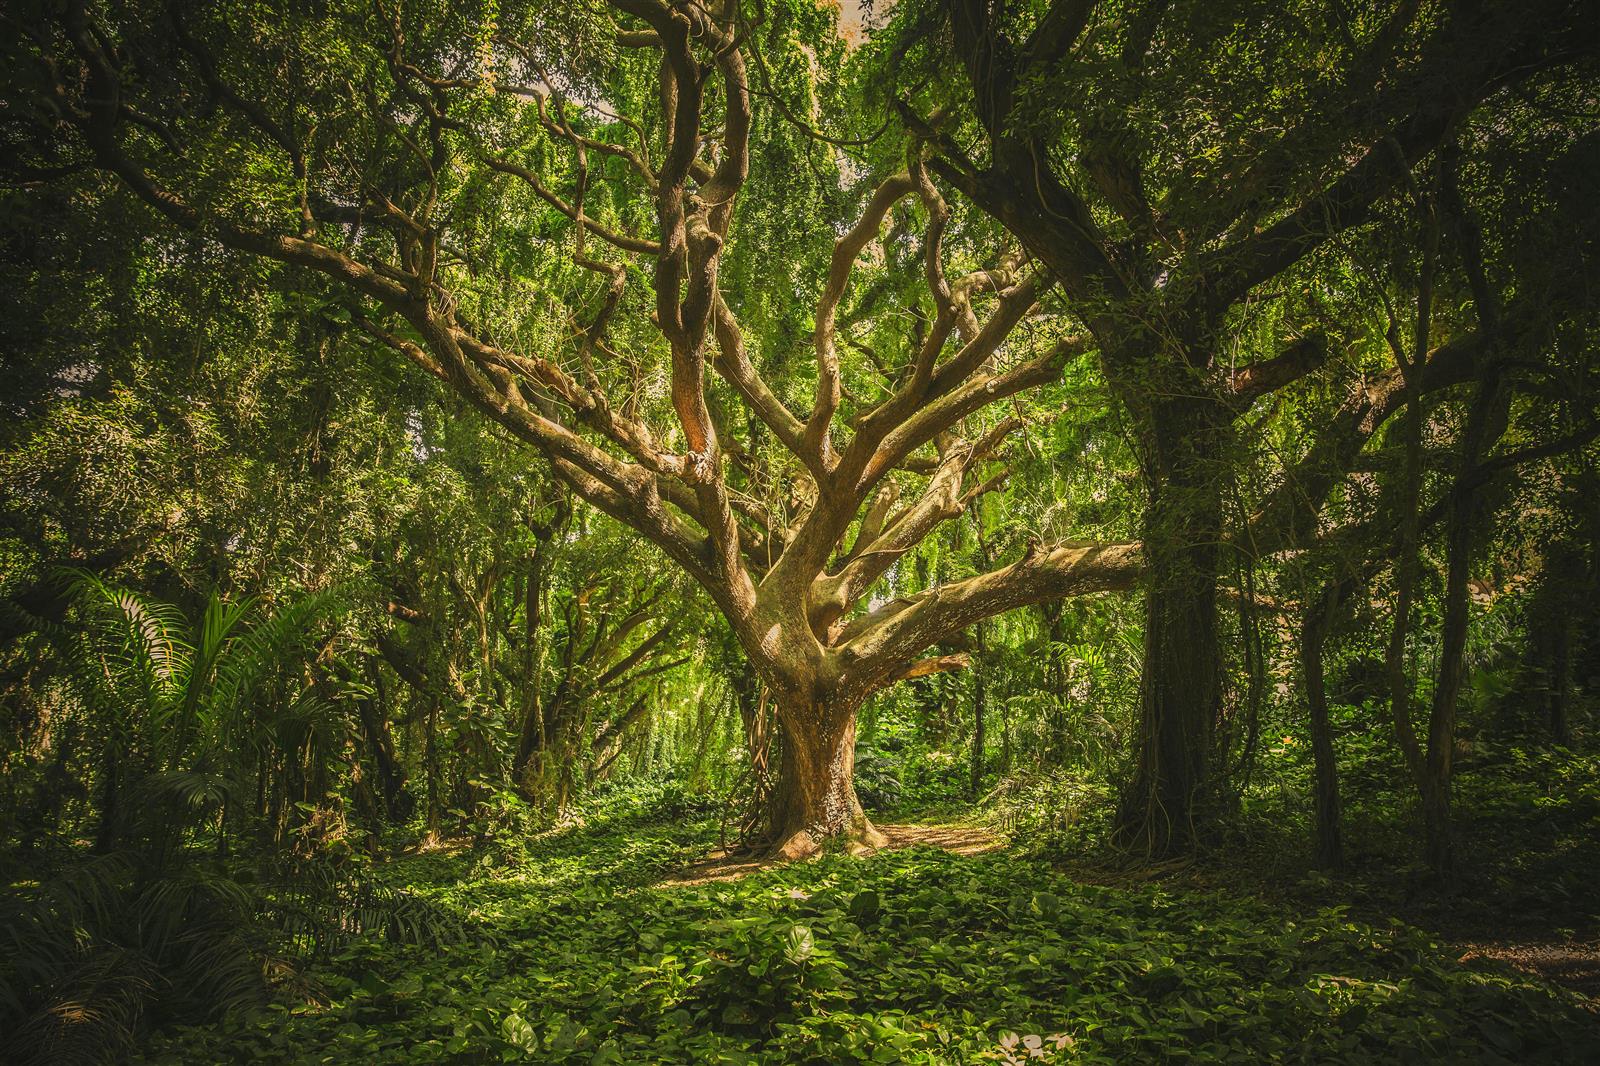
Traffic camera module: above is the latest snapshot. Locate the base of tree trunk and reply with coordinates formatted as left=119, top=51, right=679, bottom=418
left=770, top=813, right=888, bottom=861
left=763, top=700, right=883, bottom=860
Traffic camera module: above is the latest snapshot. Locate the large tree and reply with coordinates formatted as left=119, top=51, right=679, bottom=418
left=8, top=0, right=1157, bottom=856
left=889, top=0, right=1597, bottom=851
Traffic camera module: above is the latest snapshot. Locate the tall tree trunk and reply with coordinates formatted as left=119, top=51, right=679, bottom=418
left=1385, top=395, right=1438, bottom=858
left=1118, top=398, right=1225, bottom=856
left=1382, top=189, right=1446, bottom=870
left=970, top=619, right=988, bottom=800
left=1421, top=154, right=1510, bottom=873
left=766, top=695, right=885, bottom=859
left=512, top=537, right=550, bottom=794
left=1232, top=545, right=1267, bottom=793
left=1301, top=584, right=1345, bottom=870
left=1424, top=373, right=1506, bottom=871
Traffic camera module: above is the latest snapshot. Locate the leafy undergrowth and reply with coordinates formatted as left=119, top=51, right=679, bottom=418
left=134, top=791, right=1598, bottom=1064
left=1170, top=747, right=1599, bottom=944
left=999, top=745, right=1600, bottom=1007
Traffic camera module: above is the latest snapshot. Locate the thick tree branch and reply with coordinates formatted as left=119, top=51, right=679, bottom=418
left=840, top=539, right=1143, bottom=696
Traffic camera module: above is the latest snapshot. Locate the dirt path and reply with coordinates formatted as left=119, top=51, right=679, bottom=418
left=661, top=822, right=1002, bottom=886
left=1456, top=939, right=1600, bottom=1007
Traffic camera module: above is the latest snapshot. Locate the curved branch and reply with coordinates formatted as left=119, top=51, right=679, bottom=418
left=839, top=539, right=1143, bottom=696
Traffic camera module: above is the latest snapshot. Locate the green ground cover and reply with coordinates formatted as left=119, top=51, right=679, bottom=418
left=133, top=784, right=1599, bottom=1065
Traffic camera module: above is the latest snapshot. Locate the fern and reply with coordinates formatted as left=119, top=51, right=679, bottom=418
left=0, top=577, right=362, bottom=1064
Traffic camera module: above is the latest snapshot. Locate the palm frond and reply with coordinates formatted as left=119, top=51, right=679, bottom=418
left=210, top=585, right=349, bottom=749
left=67, top=570, right=192, bottom=728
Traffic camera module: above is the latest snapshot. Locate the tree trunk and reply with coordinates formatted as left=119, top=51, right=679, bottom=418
left=1423, top=371, right=1507, bottom=873
left=1232, top=551, right=1267, bottom=793
left=1385, top=394, right=1434, bottom=868
left=357, top=658, right=410, bottom=822
left=1118, top=400, right=1225, bottom=856
left=970, top=620, right=988, bottom=800
left=1301, top=586, right=1345, bottom=870
left=512, top=537, right=550, bottom=794
left=766, top=696, right=885, bottom=859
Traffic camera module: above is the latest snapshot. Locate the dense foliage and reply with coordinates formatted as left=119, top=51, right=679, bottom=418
left=2, top=0, right=1598, bottom=1060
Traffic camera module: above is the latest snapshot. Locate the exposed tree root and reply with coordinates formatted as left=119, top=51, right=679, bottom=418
left=663, top=821, right=998, bottom=885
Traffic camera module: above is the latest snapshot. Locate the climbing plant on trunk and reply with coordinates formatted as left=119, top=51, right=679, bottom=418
left=889, top=0, right=1595, bottom=853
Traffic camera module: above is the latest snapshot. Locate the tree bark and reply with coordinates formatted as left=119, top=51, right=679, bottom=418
left=1301, top=584, right=1345, bottom=870
left=1117, top=399, right=1225, bottom=856
left=766, top=695, right=886, bottom=859
left=970, top=619, right=988, bottom=800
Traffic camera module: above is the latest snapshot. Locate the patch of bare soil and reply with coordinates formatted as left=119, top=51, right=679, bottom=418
left=1456, top=939, right=1600, bottom=1008
left=661, top=821, right=1001, bottom=886
left=878, top=822, right=1003, bottom=856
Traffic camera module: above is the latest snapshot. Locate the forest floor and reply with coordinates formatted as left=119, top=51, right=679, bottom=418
left=662, top=805, right=1600, bottom=1003
left=133, top=777, right=1600, bottom=1065
left=1058, top=851, right=1600, bottom=1008
left=1455, top=940, right=1600, bottom=1003
left=1045, top=746, right=1600, bottom=1008
left=1046, top=847, right=1600, bottom=1006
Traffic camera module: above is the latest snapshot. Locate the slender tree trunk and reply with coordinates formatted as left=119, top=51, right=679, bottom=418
left=512, top=538, right=549, bottom=793
left=424, top=696, right=441, bottom=836
left=1425, top=535, right=1468, bottom=872
left=766, top=695, right=885, bottom=859
left=1233, top=548, right=1267, bottom=793
left=1425, top=360, right=1509, bottom=871
left=1422, top=147, right=1514, bottom=869
left=1301, top=584, right=1345, bottom=870
left=356, top=659, right=409, bottom=822
left=970, top=620, right=988, bottom=800
left=1385, top=395, right=1438, bottom=855
left=1382, top=193, right=1447, bottom=870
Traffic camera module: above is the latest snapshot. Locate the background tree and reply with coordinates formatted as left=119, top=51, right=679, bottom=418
left=886, top=0, right=1597, bottom=853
